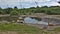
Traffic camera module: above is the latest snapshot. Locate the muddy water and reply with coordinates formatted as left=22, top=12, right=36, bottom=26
left=24, top=17, right=48, bottom=25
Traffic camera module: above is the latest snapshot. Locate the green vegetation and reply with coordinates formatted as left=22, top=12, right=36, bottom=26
left=0, top=23, right=43, bottom=34
left=54, top=27, right=60, bottom=31
left=0, top=6, right=60, bottom=15
left=0, top=23, right=60, bottom=34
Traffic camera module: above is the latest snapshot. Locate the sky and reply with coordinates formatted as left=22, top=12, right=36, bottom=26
left=0, top=0, right=60, bottom=8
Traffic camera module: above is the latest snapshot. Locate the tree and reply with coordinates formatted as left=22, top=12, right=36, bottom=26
left=45, top=11, right=52, bottom=15
left=0, top=7, right=2, bottom=14
left=14, top=6, right=18, bottom=10
left=30, top=7, right=36, bottom=9
left=41, top=6, right=48, bottom=8
left=6, top=7, right=13, bottom=14
left=36, top=6, right=40, bottom=8
left=10, top=10, right=19, bottom=15
left=1, top=7, right=13, bottom=14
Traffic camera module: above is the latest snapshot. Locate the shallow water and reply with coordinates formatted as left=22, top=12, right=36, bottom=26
left=24, top=17, right=48, bottom=25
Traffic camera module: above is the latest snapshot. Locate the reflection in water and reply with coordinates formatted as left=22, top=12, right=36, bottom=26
left=24, top=17, right=48, bottom=25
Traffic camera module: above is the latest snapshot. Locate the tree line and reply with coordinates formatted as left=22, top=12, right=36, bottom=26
left=0, top=6, right=60, bottom=15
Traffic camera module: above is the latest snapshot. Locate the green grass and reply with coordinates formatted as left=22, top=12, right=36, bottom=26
left=54, top=27, right=60, bottom=31
left=0, top=23, right=60, bottom=34
left=0, top=23, right=44, bottom=34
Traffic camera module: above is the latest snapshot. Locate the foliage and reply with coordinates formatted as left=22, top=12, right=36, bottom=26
left=10, top=10, right=19, bottom=15
left=0, top=6, right=60, bottom=15
left=0, top=23, right=43, bottom=34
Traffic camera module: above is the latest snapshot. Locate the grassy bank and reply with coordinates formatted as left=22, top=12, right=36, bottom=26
left=0, top=23, right=43, bottom=34
left=0, top=23, right=60, bottom=34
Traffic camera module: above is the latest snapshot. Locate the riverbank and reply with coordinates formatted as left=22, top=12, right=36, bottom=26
left=0, top=23, right=43, bottom=34
left=0, top=23, right=60, bottom=34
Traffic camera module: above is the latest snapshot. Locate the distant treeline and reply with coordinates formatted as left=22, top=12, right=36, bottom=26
left=0, top=6, right=60, bottom=15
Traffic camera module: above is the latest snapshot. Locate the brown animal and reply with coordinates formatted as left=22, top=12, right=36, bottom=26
left=48, top=23, right=54, bottom=26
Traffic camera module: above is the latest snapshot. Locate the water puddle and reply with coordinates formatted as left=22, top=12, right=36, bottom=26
left=24, top=17, right=48, bottom=25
